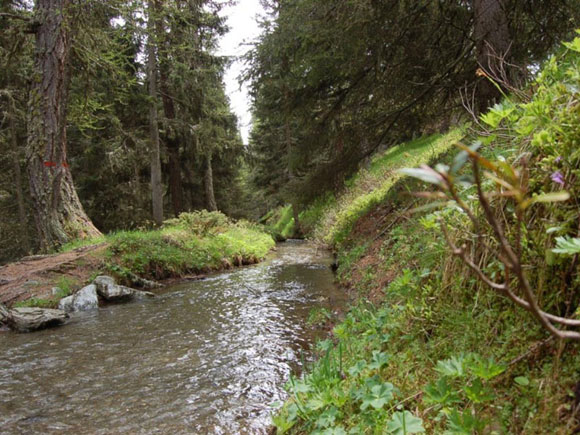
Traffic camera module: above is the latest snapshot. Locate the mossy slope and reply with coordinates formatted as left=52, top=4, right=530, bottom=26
left=274, top=35, right=580, bottom=434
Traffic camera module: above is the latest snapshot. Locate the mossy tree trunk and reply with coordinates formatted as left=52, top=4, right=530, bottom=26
left=26, top=0, right=101, bottom=251
left=204, top=153, right=217, bottom=212
left=10, top=113, right=30, bottom=253
left=156, top=3, right=184, bottom=217
left=473, top=0, right=511, bottom=112
left=147, top=0, right=164, bottom=225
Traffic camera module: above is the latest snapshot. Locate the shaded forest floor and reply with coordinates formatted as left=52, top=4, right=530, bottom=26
left=0, top=244, right=108, bottom=306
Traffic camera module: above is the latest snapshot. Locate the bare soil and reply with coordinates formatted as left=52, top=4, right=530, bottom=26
left=0, top=244, right=108, bottom=306
left=341, top=203, right=406, bottom=304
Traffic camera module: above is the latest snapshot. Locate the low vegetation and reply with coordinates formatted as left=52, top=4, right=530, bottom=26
left=274, top=35, right=580, bottom=433
left=12, top=211, right=275, bottom=308
left=106, top=211, right=275, bottom=280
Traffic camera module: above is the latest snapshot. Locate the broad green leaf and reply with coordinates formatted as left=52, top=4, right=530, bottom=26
left=552, top=237, right=580, bottom=256
left=423, top=377, right=460, bottom=406
left=360, top=383, right=394, bottom=410
left=387, top=411, right=425, bottom=434
left=444, top=409, right=486, bottom=434
left=463, top=378, right=494, bottom=403
left=368, top=351, right=390, bottom=370
left=435, top=356, right=466, bottom=378
left=480, top=103, right=515, bottom=128
left=564, top=36, right=580, bottom=53
left=306, top=397, right=326, bottom=411
left=317, top=426, right=347, bottom=435
left=514, top=376, right=530, bottom=386
left=292, top=379, right=311, bottom=394
left=348, top=360, right=367, bottom=377
left=315, top=406, right=340, bottom=428
left=469, top=356, right=505, bottom=380
left=286, top=403, right=299, bottom=422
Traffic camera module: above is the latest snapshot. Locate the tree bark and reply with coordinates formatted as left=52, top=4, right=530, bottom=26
left=473, top=0, right=511, bottom=112
left=26, top=0, right=101, bottom=251
left=156, top=10, right=184, bottom=217
left=10, top=114, right=31, bottom=253
left=204, top=153, right=218, bottom=212
left=147, top=0, right=164, bottom=225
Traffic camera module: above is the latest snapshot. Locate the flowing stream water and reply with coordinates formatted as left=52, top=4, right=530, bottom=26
left=0, top=241, right=346, bottom=434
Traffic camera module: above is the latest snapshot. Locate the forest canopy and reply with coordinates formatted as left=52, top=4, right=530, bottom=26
left=246, top=0, right=580, bottom=212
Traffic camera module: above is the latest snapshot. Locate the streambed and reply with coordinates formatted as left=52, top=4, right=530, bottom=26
left=0, top=241, right=345, bottom=434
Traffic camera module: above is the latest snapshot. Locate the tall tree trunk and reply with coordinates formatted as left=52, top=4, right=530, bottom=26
left=10, top=114, right=30, bottom=253
left=26, top=0, right=101, bottom=251
left=167, top=140, right=183, bottom=216
left=147, top=0, right=164, bottom=225
left=156, top=13, right=184, bottom=217
left=204, top=153, right=217, bottom=212
left=473, top=0, right=511, bottom=112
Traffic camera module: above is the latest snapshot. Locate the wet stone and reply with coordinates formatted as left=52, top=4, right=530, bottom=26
left=58, top=284, right=99, bottom=313
left=7, top=307, right=68, bottom=332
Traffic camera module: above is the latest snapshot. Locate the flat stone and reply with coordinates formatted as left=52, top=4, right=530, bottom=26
left=8, top=307, right=68, bottom=332
left=0, top=303, right=11, bottom=324
left=94, top=275, right=155, bottom=301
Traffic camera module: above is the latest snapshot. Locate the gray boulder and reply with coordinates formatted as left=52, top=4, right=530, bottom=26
left=94, top=275, right=155, bottom=301
left=58, top=284, right=99, bottom=313
left=0, top=303, right=11, bottom=324
left=7, top=307, right=68, bottom=332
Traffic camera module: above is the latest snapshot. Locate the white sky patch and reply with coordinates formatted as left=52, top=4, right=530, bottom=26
left=218, top=0, right=265, bottom=144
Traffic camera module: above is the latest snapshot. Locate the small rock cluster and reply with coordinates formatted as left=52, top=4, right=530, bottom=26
left=0, top=276, right=156, bottom=333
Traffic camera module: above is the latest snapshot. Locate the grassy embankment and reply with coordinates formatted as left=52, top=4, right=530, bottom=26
left=265, top=133, right=455, bottom=242
left=273, top=36, right=580, bottom=434
left=14, top=211, right=275, bottom=308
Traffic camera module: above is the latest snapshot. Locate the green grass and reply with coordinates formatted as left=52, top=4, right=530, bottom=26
left=106, top=212, right=275, bottom=280
left=275, top=38, right=580, bottom=433
left=12, top=276, right=79, bottom=309
left=313, top=129, right=464, bottom=247
left=13, top=297, right=57, bottom=309
left=276, top=203, right=580, bottom=433
left=59, top=235, right=107, bottom=253
left=13, top=212, right=275, bottom=308
left=265, top=205, right=296, bottom=240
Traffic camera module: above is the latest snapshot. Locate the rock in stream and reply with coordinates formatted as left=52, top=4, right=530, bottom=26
left=94, top=275, right=156, bottom=301
left=0, top=304, right=68, bottom=332
left=58, top=284, right=99, bottom=313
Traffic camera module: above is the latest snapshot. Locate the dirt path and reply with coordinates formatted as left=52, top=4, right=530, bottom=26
left=0, top=244, right=108, bottom=305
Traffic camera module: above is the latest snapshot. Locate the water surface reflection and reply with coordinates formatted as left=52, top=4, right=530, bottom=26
left=0, top=241, right=345, bottom=434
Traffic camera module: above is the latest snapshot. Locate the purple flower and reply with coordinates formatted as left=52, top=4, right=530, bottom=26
left=551, top=171, right=565, bottom=186
left=555, top=156, right=562, bottom=163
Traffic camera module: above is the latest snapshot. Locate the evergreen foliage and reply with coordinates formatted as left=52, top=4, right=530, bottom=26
left=0, top=0, right=246, bottom=259
left=247, top=0, right=580, bottom=209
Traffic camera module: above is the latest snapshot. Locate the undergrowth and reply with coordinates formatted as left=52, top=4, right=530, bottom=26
left=313, top=130, right=464, bottom=247
left=107, top=211, right=275, bottom=280
left=14, top=211, right=275, bottom=308
left=274, top=34, right=580, bottom=434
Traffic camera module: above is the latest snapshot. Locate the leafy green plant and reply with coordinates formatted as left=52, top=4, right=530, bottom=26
left=403, top=140, right=580, bottom=339
left=387, top=411, right=425, bottom=434
left=552, top=236, right=580, bottom=256
left=164, top=210, right=231, bottom=236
